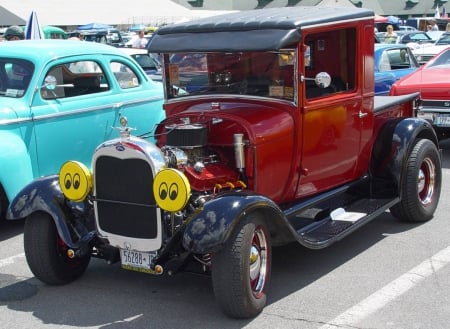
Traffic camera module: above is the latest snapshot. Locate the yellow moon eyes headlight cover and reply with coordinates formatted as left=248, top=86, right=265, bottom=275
left=59, top=161, right=92, bottom=202
left=153, top=168, right=191, bottom=212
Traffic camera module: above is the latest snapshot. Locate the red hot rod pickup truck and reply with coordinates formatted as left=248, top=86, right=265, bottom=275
left=7, top=6, right=442, bottom=319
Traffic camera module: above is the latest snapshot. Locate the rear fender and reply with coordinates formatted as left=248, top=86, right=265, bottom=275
left=370, top=117, right=438, bottom=194
left=6, top=175, right=80, bottom=248
left=182, top=191, right=292, bottom=254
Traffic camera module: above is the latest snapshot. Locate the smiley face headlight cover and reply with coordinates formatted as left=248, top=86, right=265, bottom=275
left=59, top=161, right=92, bottom=202
left=153, top=168, right=191, bottom=212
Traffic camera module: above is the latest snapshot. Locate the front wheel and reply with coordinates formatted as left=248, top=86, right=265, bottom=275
left=390, top=139, right=441, bottom=222
left=0, top=186, right=8, bottom=221
left=24, top=212, right=90, bottom=285
left=211, top=213, right=271, bottom=318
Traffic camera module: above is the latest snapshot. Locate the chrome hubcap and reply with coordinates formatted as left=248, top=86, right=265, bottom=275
left=418, top=157, right=435, bottom=206
left=249, top=226, right=268, bottom=295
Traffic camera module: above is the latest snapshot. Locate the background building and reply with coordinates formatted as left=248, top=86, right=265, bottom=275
left=173, top=0, right=449, bottom=18
left=0, top=0, right=448, bottom=29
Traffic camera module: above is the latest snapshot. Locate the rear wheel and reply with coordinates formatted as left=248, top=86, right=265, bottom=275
left=211, top=213, right=271, bottom=318
left=24, top=212, right=90, bottom=285
left=390, top=139, right=441, bottom=222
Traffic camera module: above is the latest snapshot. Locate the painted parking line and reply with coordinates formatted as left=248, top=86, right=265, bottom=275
left=0, top=253, right=25, bottom=268
left=319, top=246, right=450, bottom=329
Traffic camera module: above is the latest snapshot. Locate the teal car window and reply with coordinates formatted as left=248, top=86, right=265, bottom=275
left=110, top=61, right=140, bottom=89
left=0, top=59, right=34, bottom=98
left=41, top=62, right=110, bottom=99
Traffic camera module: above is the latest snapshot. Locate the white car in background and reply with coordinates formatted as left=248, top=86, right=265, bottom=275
left=399, top=25, right=417, bottom=31
left=412, top=32, right=450, bottom=64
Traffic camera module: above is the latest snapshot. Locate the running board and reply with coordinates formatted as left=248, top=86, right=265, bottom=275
left=296, top=197, right=399, bottom=249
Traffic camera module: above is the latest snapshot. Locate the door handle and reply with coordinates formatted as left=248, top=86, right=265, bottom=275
left=359, top=111, right=368, bottom=118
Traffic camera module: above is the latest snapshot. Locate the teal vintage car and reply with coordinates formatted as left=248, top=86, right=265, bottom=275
left=0, top=39, right=165, bottom=219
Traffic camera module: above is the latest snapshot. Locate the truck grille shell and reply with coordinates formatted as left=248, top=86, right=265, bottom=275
left=91, top=137, right=166, bottom=251
left=95, top=155, right=158, bottom=239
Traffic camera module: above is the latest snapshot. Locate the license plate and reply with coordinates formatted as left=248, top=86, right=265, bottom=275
left=435, top=114, right=450, bottom=127
left=120, top=249, right=156, bottom=274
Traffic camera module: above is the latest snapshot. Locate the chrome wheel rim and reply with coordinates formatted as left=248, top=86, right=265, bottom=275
left=249, top=226, right=269, bottom=297
left=418, top=157, right=435, bottom=206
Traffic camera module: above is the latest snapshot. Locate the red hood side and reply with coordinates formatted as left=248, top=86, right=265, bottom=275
left=158, top=100, right=296, bottom=146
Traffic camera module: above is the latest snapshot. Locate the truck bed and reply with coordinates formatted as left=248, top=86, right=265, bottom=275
left=374, top=92, right=420, bottom=114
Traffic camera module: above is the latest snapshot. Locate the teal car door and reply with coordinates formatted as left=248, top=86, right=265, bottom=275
left=30, top=57, right=121, bottom=176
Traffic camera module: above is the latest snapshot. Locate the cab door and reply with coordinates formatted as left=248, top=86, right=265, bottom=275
left=295, top=27, right=366, bottom=197
left=297, top=93, right=363, bottom=197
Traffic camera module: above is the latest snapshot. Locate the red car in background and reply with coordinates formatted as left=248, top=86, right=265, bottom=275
left=390, top=46, right=450, bottom=140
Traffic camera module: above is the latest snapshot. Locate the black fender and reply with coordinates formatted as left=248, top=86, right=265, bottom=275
left=370, top=117, right=438, bottom=195
left=182, top=190, right=294, bottom=254
left=6, top=175, right=85, bottom=249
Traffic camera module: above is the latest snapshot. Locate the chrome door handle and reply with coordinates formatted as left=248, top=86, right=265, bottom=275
left=359, top=111, right=368, bottom=118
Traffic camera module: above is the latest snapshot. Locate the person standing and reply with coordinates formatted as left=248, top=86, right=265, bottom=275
left=132, top=30, right=147, bottom=49
left=383, top=25, right=398, bottom=44
left=4, top=25, right=25, bottom=41
left=429, top=19, right=439, bottom=31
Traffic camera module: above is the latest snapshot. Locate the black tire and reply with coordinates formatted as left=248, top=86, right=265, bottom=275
left=24, top=212, right=90, bottom=285
left=211, top=213, right=271, bottom=318
left=390, top=139, right=441, bottom=222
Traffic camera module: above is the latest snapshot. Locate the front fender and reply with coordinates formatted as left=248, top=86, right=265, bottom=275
left=371, top=117, right=438, bottom=194
left=182, top=191, right=284, bottom=254
left=0, top=131, right=34, bottom=202
left=6, top=175, right=80, bottom=248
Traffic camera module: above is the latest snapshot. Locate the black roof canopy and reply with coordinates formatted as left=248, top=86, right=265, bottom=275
left=148, top=6, right=374, bottom=52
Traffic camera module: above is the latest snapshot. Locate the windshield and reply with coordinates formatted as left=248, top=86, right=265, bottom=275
left=162, top=50, right=296, bottom=102
left=84, top=34, right=107, bottom=43
left=426, top=48, right=450, bottom=68
left=436, top=33, right=450, bottom=45
left=107, top=31, right=122, bottom=43
left=0, top=59, right=34, bottom=98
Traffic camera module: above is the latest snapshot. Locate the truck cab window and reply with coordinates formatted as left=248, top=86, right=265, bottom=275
left=304, top=28, right=356, bottom=99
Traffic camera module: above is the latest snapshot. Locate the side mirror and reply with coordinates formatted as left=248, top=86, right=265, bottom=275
left=43, top=75, right=57, bottom=91
left=314, top=72, right=331, bottom=88
left=301, top=71, right=332, bottom=88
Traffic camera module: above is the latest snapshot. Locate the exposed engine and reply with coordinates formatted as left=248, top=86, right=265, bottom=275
left=160, top=122, right=247, bottom=194
left=162, top=122, right=214, bottom=169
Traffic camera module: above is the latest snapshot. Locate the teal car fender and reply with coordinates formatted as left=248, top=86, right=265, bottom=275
left=182, top=191, right=294, bottom=254
left=0, top=130, right=34, bottom=203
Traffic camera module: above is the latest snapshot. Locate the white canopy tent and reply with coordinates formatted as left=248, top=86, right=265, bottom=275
left=0, top=0, right=231, bottom=27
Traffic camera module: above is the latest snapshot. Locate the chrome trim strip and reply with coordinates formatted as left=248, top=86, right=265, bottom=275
left=419, top=108, right=450, bottom=113
left=0, top=95, right=163, bottom=126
